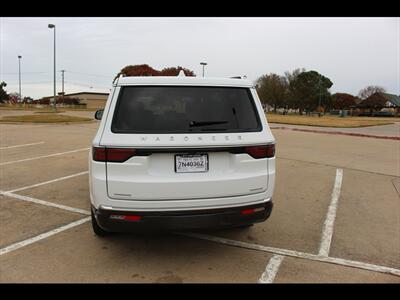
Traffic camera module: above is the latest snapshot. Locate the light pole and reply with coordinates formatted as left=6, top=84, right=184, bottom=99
left=200, top=62, right=207, bottom=77
left=18, top=55, right=22, bottom=104
left=48, top=24, right=56, bottom=111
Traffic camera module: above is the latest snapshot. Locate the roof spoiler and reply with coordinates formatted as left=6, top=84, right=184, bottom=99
left=113, top=71, right=185, bottom=84
left=112, top=74, right=124, bottom=85
left=230, top=75, right=247, bottom=79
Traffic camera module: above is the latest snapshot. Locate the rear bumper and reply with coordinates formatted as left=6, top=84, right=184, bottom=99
left=93, top=201, right=273, bottom=232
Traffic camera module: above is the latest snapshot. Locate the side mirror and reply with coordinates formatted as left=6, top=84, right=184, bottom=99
left=94, top=109, right=104, bottom=120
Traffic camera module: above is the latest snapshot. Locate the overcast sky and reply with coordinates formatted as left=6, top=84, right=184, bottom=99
left=1, top=17, right=399, bottom=99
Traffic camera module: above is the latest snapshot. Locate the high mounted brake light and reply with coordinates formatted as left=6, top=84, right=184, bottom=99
left=244, top=144, right=275, bottom=159
left=92, top=147, right=136, bottom=163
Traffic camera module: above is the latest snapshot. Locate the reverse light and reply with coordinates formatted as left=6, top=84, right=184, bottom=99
left=93, top=147, right=136, bottom=163
left=245, top=144, right=275, bottom=159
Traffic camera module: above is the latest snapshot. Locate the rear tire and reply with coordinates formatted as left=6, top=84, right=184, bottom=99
left=91, top=209, right=110, bottom=236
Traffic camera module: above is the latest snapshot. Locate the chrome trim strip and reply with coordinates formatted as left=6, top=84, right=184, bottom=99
left=108, top=189, right=268, bottom=201
left=99, top=198, right=271, bottom=212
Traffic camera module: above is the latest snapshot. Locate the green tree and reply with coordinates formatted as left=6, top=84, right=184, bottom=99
left=288, top=70, right=333, bottom=114
left=0, top=81, right=10, bottom=103
left=284, top=68, right=305, bottom=111
left=255, top=73, right=288, bottom=112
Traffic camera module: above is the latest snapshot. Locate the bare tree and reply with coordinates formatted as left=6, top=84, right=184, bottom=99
left=284, top=68, right=305, bottom=86
left=358, top=85, right=386, bottom=100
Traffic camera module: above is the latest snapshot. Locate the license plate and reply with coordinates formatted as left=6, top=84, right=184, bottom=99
left=175, top=154, right=208, bottom=173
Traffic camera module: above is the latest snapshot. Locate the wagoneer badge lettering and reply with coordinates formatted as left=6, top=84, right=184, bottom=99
left=136, top=135, right=246, bottom=143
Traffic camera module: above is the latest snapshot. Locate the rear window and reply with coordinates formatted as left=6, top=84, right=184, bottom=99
left=111, top=86, right=262, bottom=133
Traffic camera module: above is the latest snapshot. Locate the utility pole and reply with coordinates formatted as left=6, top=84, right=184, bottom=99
left=61, top=70, right=65, bottom=95
left=48, top=24, right=56, bottom=112
left=18, top=56, right=22, bottom=105
left=60, top=69, right=65, bottom=105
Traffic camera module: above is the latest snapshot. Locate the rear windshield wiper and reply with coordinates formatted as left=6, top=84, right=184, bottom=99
left=200, top=128, right=228, bottom=131
left=189, top=120, right=228, bottom=127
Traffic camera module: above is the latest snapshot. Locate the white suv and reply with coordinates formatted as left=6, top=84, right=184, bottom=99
left=89, top=76, right=275, bottom=235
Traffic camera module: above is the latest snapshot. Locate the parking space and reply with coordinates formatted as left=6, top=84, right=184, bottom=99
left=273, top=129, right=400, bottom=176
left=274, top=257, right=400, bottom=283
left=0, top=196, right=83, bottom=248
left=0, top=151, right=89, bottom=192
left=0, top=121, right=399, bottom=283
left=200, top=159, right=337, bottom=254
left=16, top=173, right=90, bottom=211
left=0, top=224, right=272, bottom=283
left=0, top=124, right=48, bottom=150
left=330, top=169, right=400, bottom=269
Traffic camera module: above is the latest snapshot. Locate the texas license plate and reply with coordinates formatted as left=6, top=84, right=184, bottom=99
left=175, top=154, right=208, bottom=173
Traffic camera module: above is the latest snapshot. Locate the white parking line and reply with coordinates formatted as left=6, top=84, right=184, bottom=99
left=179, top=233, right=400, bottom=277
left=0, top=142, right=45, bottom=150
left=319, top=168, right=343, bottom=257
left=7, top=171, right=88, bottom=193
left=0, top=147, right=90, bottom=166
left=258, top=255, right=285, bottom=283
left=257, top=167, right=343, bottom=283
left=0, top=217, right=91, bottom=256
left=0, top=191, right=90, bottom=216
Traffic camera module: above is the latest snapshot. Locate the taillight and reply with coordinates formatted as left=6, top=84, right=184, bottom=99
left=244, top=144, right=275, bottom=159
left=240, top=207, right=265, bottom=215
left=92, top=147, right=136, bottom=162
left=107, top=148, right=136, bottom=162
left=240, top=209, right=256, bottom=215
left=93, top=147, right=106, bottom=161
left=110, top=215, right=142, bottom=221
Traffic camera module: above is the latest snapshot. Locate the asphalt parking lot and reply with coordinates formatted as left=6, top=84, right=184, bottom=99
left=0, top=113, right=399, bottom=283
